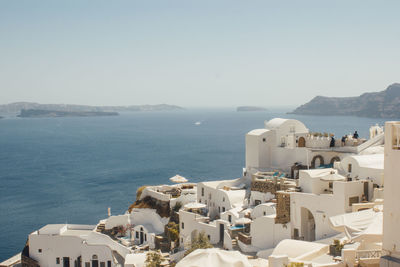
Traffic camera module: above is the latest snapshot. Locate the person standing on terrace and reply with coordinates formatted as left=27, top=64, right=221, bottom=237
left=330, top=135, right=335, bottom=148
left=341, top=136, right=346, bottom=146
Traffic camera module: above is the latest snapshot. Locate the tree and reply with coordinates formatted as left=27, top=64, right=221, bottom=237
left=185, top=231, right=213, bottom=256
left=166, top=222, right=179, bottom=243
left=172, top=201, right=182, bottom=212
left=145, top=251, right=162, bottom=267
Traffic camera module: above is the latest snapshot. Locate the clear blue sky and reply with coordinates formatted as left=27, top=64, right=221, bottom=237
left=1, top=0, right=399, bottom=107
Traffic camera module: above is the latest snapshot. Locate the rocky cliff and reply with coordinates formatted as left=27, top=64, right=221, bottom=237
left=237, top=106, right=268, bottom=112
left=290, top=83, right=400, bottom=118
left=0, top=102, right=184, bottom=115
left=18, top=109, right=119, bottom=118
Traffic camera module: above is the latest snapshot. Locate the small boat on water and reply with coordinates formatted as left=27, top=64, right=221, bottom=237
left=195, top=121, right=201, bottom=125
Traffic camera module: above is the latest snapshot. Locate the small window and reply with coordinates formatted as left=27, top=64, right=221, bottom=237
left=228, top=215, right=232, bottom=223
left=199, top=199, right=201, bottom=203
left=85, top=263, right=90, bottom=267
left=348, top=164, right=352, bottom=173
left=107, top=261, right=111, bottom=267
left=144, top=234, right=147, bottom=241
left=136, top=232, right=139, bottom=238
left=181, top=222, right=184, bottom=229
left=329, top=182, right=333, bottom=189
left=38, top=249, right=42, bottom=253
left=100, top=262, right=105, bottom=267
left=293, top=228, right=299, bottom=239
left=56, top=258, right=60, bottom=264
left=201, top=188, right=204, bottom=197
left=262, top=138, right=266, bottom=142
left=263, top=211, right=266, bottom=216
left=222, top=197, right=225, bottom=202
left=222, top=207, right=225, bottom=212
left=207, top=235, right=210, bottom=240
left=254, top=200, right=261, bottom=206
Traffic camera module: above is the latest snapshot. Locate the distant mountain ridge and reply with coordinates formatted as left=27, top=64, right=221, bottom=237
left=290, top=83, right=400, bottom=118
left=18, top=109, right=119, bottom=118
left=237, top=106, right=268, bottom=112
left=0, top=102, right=183, bottom=114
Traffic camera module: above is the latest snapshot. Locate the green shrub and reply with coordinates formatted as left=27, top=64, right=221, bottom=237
left=287, top=262, right=304, bottom=267
left=136, top=186, right=148, bottom=200
left=172, top=202, right=182, bottom=212
left=145, top=251, right=162, bottom=267
left=185, top=231, right=213, bottom=256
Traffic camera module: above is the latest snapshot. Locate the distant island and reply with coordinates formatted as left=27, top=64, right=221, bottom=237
left=18, top=109, right=119, bottom=118
left=290, top=83, right=400, bottom=118
left=237, top=106, right=268, bottom=112
left=0, top=102, right=184, bottom=116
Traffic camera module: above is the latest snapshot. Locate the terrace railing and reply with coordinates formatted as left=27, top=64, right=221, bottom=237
left=356, top=249, right=382, bottom=260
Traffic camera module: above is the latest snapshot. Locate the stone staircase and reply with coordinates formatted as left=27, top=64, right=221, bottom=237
left=96, top=223, right=105, bottom=233
left=232, top=238, right=240, bottom=251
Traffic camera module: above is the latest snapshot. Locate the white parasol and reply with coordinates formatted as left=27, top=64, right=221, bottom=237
left=169, top=174, right=188, bottom=183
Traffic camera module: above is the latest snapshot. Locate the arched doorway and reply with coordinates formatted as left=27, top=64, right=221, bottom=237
left=91, top=255, right=98, bottom=267
left=330, top=156, right=340, bottom=165
left=140, top=227, right=144, bottom=244
left=311, top=155, right=324, bottom=168
left=301, top=207, right=315, bottom=241
left=298, top=137, right=306, bottom=147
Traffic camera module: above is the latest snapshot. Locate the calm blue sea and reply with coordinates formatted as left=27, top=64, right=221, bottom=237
left=0, top=109, right=389, bottom=261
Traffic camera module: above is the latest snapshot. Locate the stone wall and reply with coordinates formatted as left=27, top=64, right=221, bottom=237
left=251, top=178, right=294, bottom=194
left=155, top=235, right=170, bottom=252
left=275, top=191, right=290, bottom=224
left=251, top=179, right=279, bottom=194
left=21, top=255, right=39, bottom=267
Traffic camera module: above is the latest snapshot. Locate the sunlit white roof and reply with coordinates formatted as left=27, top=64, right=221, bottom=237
left=184, top=202, right=207, bottom=210
left=247, top=129, right=269, bottom=136
left=176, top=248, right=252, bottom=267
left=349, top=154, right=384, bottom=169
left=271, top=239, right=328, bottom=260
left=265, top=118, right=289, bottom=130
left=359, top=145, right=384, bottom=155
left=222, top=189, right=246, bottom=206
left=125, top=253, right=146, bottom=267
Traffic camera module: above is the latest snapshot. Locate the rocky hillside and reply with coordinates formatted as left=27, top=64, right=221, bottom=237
left=237, top=106, right=268, bottom=112
left=290, top=83, right=400, bottom=118
left=0, top=102, right=183, bottom=115
left=18, top=109, right=119, bottom=118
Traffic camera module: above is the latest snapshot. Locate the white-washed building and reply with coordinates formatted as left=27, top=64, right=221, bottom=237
left=290, top=168, right=373, bottom=241
left=28, top=224, right=131, bottom=267
left=245, top=118, right=385, bottom=177
left=197, top=178, right=247, bottom=220
left=337, top=154, right=384, bottom=186
left=381, top=121, right=400, bottom=266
